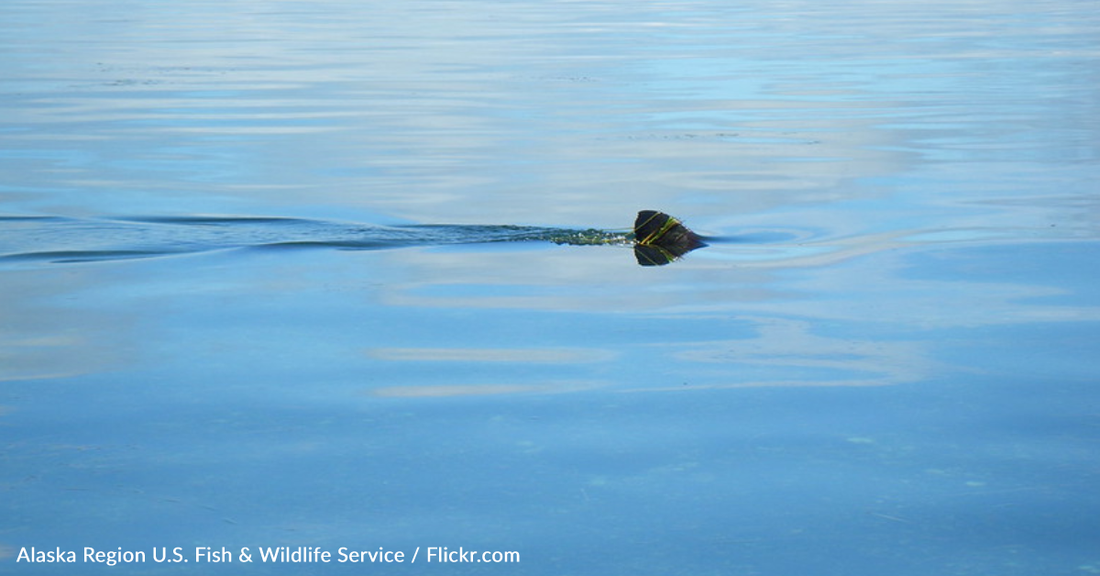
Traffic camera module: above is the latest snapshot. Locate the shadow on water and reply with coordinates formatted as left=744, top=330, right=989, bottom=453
left=0, top=210, right=708, bottom=267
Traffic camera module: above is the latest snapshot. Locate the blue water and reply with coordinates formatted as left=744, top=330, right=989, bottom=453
left=2, top=0, right=1099, bottom=574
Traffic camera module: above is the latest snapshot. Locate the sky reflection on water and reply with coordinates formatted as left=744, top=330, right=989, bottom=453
left=2, top=0, right=1099, bottom=574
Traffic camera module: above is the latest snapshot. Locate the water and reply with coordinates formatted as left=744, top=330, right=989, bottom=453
left=2, top=0, right=1099, bottom=574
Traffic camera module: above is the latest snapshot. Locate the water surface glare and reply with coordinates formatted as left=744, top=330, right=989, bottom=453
left=2, top=0, right=1099, bottom=575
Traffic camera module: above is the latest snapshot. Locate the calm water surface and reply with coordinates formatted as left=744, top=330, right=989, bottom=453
left=2, top=0, right=1099, bottom=574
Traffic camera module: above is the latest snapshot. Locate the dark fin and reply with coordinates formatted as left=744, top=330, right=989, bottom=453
left=633, top=210, right=705, bottom=265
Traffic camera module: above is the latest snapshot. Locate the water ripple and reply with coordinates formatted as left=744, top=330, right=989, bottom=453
left=0, top=215, right=631, bottom=266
